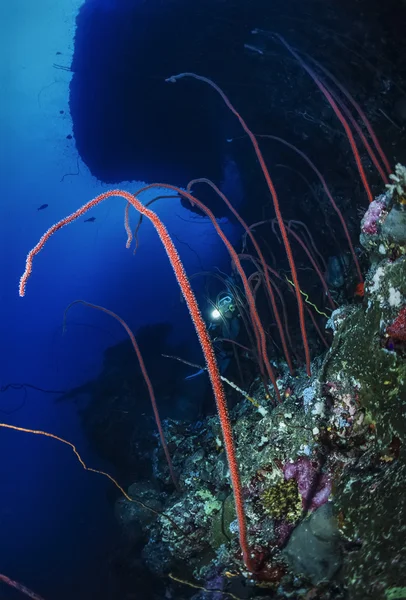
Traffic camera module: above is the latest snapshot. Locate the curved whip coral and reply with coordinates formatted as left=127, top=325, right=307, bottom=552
left=0, top=573, right=46, bottom=600
left=19, top=189, right=256, bottom=572
left=126, top=182, right=280, bottom=401
left=63, top=299, right=179, bottom=490
left=166, top=72, right=311, bottom=375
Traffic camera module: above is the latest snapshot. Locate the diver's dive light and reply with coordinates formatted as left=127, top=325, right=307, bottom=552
left=209, top=294, right=235, bottom=322
left=211, top=308, right=221, bottom=320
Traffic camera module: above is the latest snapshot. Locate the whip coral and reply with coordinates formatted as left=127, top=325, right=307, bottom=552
left=63, top=300, right=179, bottom=490
left=166, top=72, right=311, bottom=376
left=19, top=188, right=256, bottom=572
left=0, top=573, right=45, bottom=600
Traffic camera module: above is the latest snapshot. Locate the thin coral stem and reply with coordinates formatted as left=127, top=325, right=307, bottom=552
left=187, top=177, right=294, bottom=374
left=163, top=353, right=256, bottom=406
left=127, top=183, right=280, bottom=401
left=244, top=219, right=336, bottom=310
left=274, top=34, right=374, bottom=203
left=0, top=573, right=46, bottom=600
left=0, top=422, right=131, bottom=496
left=19, top=189, right=256, bottom=573
left=247, top=271, right=262, bottom=296
left=215, top=338, right=253, bottom=355
left=254, top=134, right=363, bottom=284
left=63, top=300, right=179, bottom=490
left=166, top=72, right=311, bottom=375
left=303, top=303, right=330, bottom=348
left=322, top=78, right=388, bottom=184
left=0, top=423, right=185, bottom=532
left=246, top=261, right=298, bottom=366
left=305, top=53, right=392, bottom=177
left=240, top=254, right=330, bottom=350
left=287, top=220, right=328, bottom=273
left=284, top=223, right=336, bottom=310
left=124, top=202, right=132, bottom=248
left=245, top=256, right=297, bottom=368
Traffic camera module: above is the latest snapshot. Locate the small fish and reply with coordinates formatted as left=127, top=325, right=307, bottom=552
left=37, top=204, right=48, bottom=211
left=355, top=282, right=365, bottom=297
left=84, top=217, right=96, bottom=222
left=185, top=369, right=205, bottom=381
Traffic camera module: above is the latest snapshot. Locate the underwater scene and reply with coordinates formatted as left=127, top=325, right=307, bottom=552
left=1, top=0, right=406, bottom=598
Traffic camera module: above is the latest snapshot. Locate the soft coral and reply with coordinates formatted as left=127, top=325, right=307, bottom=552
left=387, top=305, right=406, bottom=342
left=284, top=457, right=332, bottom=512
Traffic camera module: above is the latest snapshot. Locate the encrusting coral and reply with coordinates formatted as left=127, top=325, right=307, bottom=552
left=261, top=479, right=302, bottom=522
left=113, top=169, right=406, bottom=599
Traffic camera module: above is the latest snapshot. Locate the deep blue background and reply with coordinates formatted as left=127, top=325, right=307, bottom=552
left=1, top=0, right=405, bottom=597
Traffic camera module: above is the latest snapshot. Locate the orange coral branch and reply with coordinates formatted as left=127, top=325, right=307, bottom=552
left=166, top=72, right=311, bottom=375
left=126, top=182, right=280, bottom=400
left=305, top=53, right=392, bottom=178
left=0, top=422, right=185, bottom=535
left=0, top=422, right=131, bottom=498
left=254, top=134, right=363, bottom=284
left=19, top=189, right=256, bottom=572
left=63, top=300, right=178, bottom=490
left=0, top=573, right=46, bottom=600
left=274, top=35, right=374, bottom=203
left=187, top=177, right=294, bottom=375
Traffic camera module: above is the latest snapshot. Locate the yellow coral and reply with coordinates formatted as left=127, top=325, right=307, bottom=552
left=261, top=479, right=302, bottom=522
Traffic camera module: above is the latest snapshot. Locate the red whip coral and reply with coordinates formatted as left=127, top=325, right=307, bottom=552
left=19, top=188, right=256, bottom=572
left=63, top=300, right=179, bottom=490
left=387, top=305, right=406, bottom=342
left=166, top=72, right=311, bottom=376
left=274, top=34, right=374, bottom=203
left=0, top=573, right=45, bottom=600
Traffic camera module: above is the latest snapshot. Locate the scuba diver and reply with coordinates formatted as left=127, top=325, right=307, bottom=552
left=185, top=290, right=240, bottom=380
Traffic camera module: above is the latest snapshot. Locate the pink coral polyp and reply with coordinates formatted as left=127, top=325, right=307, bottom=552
left=361, top=199, right=386, bottom=235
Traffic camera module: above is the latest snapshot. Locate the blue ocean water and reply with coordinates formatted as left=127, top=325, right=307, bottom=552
left=1, top=3, right=245, bottom=597
left=1, top=0, right=405, bottom=598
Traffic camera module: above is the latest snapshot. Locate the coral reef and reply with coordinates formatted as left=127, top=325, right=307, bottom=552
left=111, top=174, right=406, bottom=599
left=261, top=479, right=301, bottom=522
left=321, top=172, right=406, bottom=600
left=361, top=163, right=406, bottom=260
